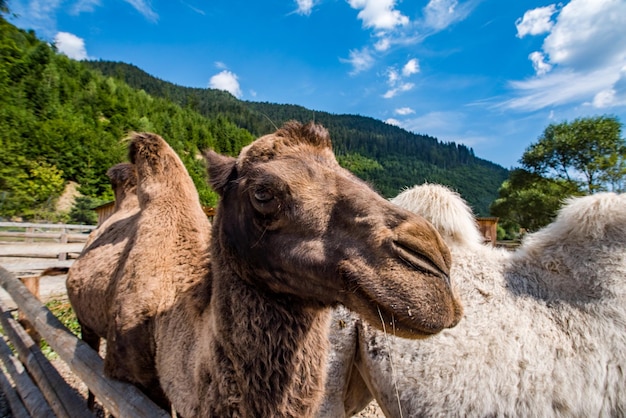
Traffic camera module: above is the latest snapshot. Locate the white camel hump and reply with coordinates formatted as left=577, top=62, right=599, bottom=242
left=519, top=191, right=626, bottom=254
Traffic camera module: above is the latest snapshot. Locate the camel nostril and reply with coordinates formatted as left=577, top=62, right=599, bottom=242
left=393, top=241, right=449, bottom=281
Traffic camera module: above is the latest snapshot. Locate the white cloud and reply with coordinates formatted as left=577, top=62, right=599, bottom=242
left=515, top=4, right=557, bottom=38
left=374, top=37, right=391, bottom=52
left=123, top=0, right=158, bottom=22
left=502, top=67, right=623, bottom=111
left=528, top=51, right=552, bottom=75
left=215, top=61, right=228, bottom=70
left=294, top=0, right=314, bottom=15
left=386, top=68, right=400, bottom=85
left=54, top=32, right=88, bottom=60
left=347, top=0, right=408, bottom=30
left=542, top=0, right=626, bottom=69
left=592, top=89, right=616, bottom=108
left=340, top=47, right=375, bottom=75
left=395, top=107, right=415, bottom=115
left=70, top=0, right=101, bottom=15
left=180, top=0, right=205, bottom=15
left=385, top=118, right=401, bottom=126
left=506, top=0, right=626, bottom=112
left=382, top=58, right=419, bottom=98
left=383, top=82, right=414, bottom=99
left=423, top=0, right=474, bottom=31
left=402, top=58, right=420, bottom=76
left=209, top=70, right=242, bottom=98
left=340, top=0, right=477, bottom=77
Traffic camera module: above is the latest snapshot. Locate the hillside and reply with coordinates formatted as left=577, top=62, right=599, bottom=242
left=85, top=60, right=509, bottom=215
left=0, top=17, right=253, bottom=220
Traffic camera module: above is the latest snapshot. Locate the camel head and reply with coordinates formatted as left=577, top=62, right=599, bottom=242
left=106, top=163, right=138, bottom=212
left=205, top=121, right=462, bottom=338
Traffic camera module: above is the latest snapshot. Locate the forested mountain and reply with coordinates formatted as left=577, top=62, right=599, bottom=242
left=86, top=60, right=509, bottom=215
left=0, top=17, right=253, bottom=220
left=0, top=13, right=507, bottom=221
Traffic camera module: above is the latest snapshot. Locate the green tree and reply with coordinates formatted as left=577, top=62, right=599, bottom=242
left=521, top=115, right=625, bottom=193
left=490, top=169, right=581, bottom=233
left=68, top=196, right=102, bottom=225
left=491, top=115, right=624, bottom=232
left=0, top=155, right=65, bottom=219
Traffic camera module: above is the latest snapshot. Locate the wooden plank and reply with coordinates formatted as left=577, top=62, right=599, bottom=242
left=0, top=259, right=74, bottom=274
left=0, top=335, right=55, bottom=417
left=0, top=362, right=31, bottom=418
left=0, top=266, right=170, bottom=418
left=0, top=243, right=85, bottom=257
left=0, top=222, right=96, bottom=231
left=0, top=300, right=95, bottom=418
left=0, top=232, right=89, bottom=242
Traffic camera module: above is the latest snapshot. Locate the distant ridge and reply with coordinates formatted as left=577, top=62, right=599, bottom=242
left=86, top=60, right=509, bottom=215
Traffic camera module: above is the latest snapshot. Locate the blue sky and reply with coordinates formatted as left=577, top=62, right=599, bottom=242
left=7, top=0, right=626, bottom=168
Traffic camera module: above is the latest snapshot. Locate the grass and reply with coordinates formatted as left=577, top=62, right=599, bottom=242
left=0, top=299, right=80, bottom=360
left=41, top=299, right=81, bottom=359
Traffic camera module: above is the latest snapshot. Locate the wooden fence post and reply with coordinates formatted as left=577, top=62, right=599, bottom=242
left=25, top=227, right=34, bottom=243
left=58, top=228, right=68, bottom=261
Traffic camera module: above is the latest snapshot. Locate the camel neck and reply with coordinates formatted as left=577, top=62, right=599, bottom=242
left=208, top=269, right=330, bottom=417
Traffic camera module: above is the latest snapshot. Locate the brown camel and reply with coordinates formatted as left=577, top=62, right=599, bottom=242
left=66, top=140, right=211, bottom=410
left=67, top=122, right=463, bottom=417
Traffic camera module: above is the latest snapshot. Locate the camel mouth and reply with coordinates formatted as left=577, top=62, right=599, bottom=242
left=393, top=241, right=450, bottom=285
left=374, top=303, right=440, bottom=337
left=351, top=286, right=443, bottom=338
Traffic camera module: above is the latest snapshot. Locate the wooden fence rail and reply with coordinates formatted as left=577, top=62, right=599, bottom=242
left=0, top=266, right=169, bottom=418
left=0, top=222, right=96, bottom=245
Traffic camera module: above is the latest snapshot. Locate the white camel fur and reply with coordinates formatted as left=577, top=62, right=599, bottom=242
left=322, top=183, right=626, bottom=417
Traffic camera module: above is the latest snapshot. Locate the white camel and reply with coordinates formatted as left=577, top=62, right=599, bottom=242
left=321, top=183, right=626, bottom=417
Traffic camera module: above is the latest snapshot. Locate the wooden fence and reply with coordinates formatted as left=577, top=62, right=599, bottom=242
left=0, top=267, right=169, bottom=417
left=0, top=222, right=95, bottom=246
left=0, top=223, right=169, bottom=417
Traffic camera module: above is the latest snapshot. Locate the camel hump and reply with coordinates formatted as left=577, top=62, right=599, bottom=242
left=106, top=162, right=137, bottom=190
left=391, top=183, right=484, bottom=249
left=532, top=192, right=626, bottom=245
left=126, top=132, right=198, bottom=201
left=127, top=132, right=171, bottom=165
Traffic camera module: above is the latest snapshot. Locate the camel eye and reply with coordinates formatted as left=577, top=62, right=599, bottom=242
left=253, top=189, right=274, bottom=203
left=250, top=187, right=279, bottom=215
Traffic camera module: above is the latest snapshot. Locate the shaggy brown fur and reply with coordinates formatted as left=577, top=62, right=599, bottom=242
left=67, top=122, right=462, bottom=417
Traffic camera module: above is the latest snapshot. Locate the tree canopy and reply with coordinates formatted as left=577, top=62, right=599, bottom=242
left=492, top=115, right=625, bottom=233
left=521, top=115, right=625, bottom=193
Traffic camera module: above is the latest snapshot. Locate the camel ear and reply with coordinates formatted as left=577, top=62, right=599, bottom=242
left=204, top=150, right=237, bottom=195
